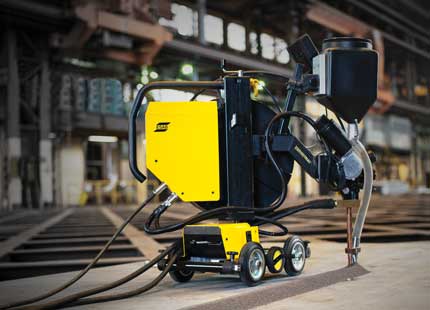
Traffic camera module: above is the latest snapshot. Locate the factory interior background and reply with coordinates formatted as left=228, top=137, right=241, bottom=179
left=0, top=0, right=429, bottom=309
left=0, top=1, right=429, bottom=210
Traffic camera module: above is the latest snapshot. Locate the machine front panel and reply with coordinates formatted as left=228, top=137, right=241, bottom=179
left=146, top=101, right=220, bottom=202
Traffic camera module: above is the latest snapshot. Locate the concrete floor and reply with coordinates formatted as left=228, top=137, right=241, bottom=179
left=2, top=194, right=429, bottom=282
left=257, top=241, right=430, bottom=310
left=1, top=239, right=429, bottom=309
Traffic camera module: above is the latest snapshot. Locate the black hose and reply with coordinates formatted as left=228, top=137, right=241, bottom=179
left=268, top=111, right=334, bottom=162
left=143, top=197, right=336, bottom=235
left=335, top=114, right=346, bottom=132
left=144, top=206, right=260, bottom=234
left=263, top=111, right=326, bottom=210
left=142, top=193, right=293, bottom=234
left=0, top=190, right=163, bottom=310
left=255, top=216, right=289, bottom=236
left=63, top=251, right=179, bottom=308
left=261, top=85, right=282, bottom=112
left=154, top=215, right=161, bottom=229
left=190, top=89, right=207, bottom=101
left=263, top=113, right=289, bottom=209
left=256, top=199, right=337, bottom=224
left=268, top=111, right=317, bottom=129
left=15, top=242, right=180, bottom=310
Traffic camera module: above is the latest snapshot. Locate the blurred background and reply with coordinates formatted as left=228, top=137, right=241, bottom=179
left=0, top=0, right=429, bottom=281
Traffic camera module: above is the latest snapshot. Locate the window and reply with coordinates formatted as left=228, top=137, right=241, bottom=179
left=86, top=142, right=104, bottom=180
left=275, top=38, right=289, bottom=64
left=123, top=82, right=132, bottom=103
left=159, top=4, right=197, bottom=37
left=261, top=33, right=275, bottom=60
left=249, top=32, right=259, bottom=55
left=204, top=14, right=223, bottom=45
left=227, top=23, right=246, bottom=51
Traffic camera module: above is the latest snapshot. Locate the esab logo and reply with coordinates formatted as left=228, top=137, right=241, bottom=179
left=154, top=122, right=170, bottom=132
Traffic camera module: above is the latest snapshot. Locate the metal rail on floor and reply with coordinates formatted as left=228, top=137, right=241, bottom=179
left=0, top=195, right=429, bottom=280
left=0, top=208, right=148, bottom=281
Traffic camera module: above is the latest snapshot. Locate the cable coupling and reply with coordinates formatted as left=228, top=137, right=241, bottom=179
left=153, top=183, right=168, bottom=195
left=155, top=192, right=178, bottom=216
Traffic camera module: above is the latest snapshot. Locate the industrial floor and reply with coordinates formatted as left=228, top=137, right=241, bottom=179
left=0, top=239, right=428, bottom=309
left=0, top=194, right=429, bottom=309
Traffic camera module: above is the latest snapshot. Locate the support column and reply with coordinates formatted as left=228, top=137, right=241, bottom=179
left=0, top=39, right=6, bottom=210
left=405, top=39, right=417, bottom=103
left=197, top=0, right=206, bottom=45
left=39, top=47, right=54, bottom=208
left=55, top=138, right=84, bottom=207
left=6, top=29, right=22, bottom=210
left=0, top=128, right=5, bottom=210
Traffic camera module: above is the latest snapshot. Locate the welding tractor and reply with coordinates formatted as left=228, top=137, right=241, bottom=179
left=0, top=35, right=378, bottom=310
left=127, top=35, right=377, bottom=286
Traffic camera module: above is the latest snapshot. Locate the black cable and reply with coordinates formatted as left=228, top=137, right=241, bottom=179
left=63, top=251, right=179, bottom=309
left=190, top=77, right=225, bottom=101
left=143, top=205, right=253, bottom=234
left=143, top=197, right=336, bottom=235
left=263, top=111, right=334, bottom=209
left=190, top=89, right=207, bottom=101
left=254, top=216, right=289, bottom=236
left=262, top=112, right=292, bottom=209
left=277, top=87, right=296, bottom=134
left=1, top=189, right=164, bottom=310
left=16, top=243, right=180, bottom=310
left=335, top=114, right=346, bottom=132
left=268, top=110, right=317, bottom=129
left=261, top=85, right=282, bottom=112
left=154, top=214, right=161, bottom=229
left=270, top=111, right=335, bottom=164
left=256, top=199, right=337, bottom=224
left=143, top=206, right=281, bottom=235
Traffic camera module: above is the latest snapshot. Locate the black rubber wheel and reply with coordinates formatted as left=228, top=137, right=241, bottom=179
left=169, top=268, right=194, bottom=283
left=239, top=242, right=266, bottom=286
left=283, top=235, right=306, bottom=276
left=266, top=246, right=285, bottom=274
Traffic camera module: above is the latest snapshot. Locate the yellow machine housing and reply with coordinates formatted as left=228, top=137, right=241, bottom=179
left=183, top=223, right=260, bottom=261
left=145, top=101, right=220, bottom=202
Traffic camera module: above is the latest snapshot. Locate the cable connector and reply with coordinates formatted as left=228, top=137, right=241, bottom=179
left=153, top=183, right=167, bottom=195
left=155, top=192, right=178, bottom=216
left=163, top=192, right=178, bottom=207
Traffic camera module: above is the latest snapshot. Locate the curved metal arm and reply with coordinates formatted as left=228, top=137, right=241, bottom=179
left=129, top=81, right=224, bottom=182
